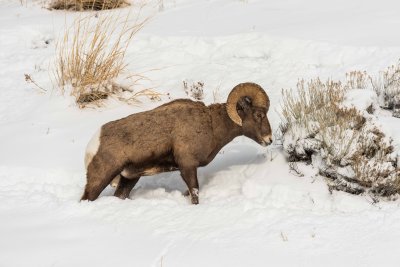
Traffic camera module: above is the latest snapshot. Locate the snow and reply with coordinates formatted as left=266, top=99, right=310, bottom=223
left=1, top=0, right=400, bottom=266
left=343, top=89, right=378, bottom=112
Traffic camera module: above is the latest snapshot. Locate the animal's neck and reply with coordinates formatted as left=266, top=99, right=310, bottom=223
left=209, top=103, right=243, bottom=149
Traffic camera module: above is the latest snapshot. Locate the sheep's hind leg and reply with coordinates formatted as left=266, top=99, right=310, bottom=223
left=114, top=175, right=140, bottom=199
left=180, top=166, right=200, bottom=205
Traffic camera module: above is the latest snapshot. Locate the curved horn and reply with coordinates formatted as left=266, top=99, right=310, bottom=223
left=226, top=82, right=269, bottom=126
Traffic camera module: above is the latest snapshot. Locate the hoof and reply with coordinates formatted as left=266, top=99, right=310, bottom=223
left=189, top=188, right=199, bottom=205
left=191, top=196, right=199, bottom=205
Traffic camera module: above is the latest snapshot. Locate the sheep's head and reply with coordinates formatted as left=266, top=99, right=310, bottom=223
left=226, top=83, right=272, bottom=146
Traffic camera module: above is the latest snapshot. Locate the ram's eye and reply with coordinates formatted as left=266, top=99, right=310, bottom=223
left=256, top=113, right=264, bottom=119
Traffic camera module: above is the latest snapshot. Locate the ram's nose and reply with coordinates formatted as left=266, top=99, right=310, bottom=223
left=261, top=135, right=273, bottom=146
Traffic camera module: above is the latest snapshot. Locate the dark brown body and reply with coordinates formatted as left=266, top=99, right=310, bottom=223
left=81, top=83, right=272, bottom=204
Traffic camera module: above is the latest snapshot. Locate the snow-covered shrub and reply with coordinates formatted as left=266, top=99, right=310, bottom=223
left=54, top=12, right=153, bottom=107
left=280, top=79, right=344, bottom=160
left=371, top=62, right=400, bottom=117
left=49, top=0, right=129, bottom=10
left=281, top=78, right=400, bottom=198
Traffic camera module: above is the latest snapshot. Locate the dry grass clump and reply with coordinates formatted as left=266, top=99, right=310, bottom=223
left=49, top=0, right=129, bottom=11
left=281, top=77, right=400, bottom=198
left=54, top=11, right=157, bottom=107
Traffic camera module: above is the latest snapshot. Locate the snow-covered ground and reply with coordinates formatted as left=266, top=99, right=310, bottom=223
left=1, top=0, right=400, bottom=266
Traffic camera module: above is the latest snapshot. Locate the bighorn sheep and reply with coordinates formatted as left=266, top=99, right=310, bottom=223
left=82, top=82, right=272, bottom=204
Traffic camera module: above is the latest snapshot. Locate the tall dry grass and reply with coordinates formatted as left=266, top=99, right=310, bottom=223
left=54, top=11, right=152, bottom=107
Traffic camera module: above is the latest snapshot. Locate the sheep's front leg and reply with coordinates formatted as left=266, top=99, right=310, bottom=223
left=180, top=167, right=199, bottom=205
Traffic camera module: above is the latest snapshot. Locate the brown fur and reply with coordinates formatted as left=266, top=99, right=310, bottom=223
left=81, top=91, right=272, bottom=204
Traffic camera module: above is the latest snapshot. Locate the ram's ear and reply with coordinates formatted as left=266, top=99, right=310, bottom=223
left=236, top=96, right=253, bottom=114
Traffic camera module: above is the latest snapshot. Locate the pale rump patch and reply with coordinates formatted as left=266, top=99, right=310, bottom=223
left=84, top=128, right=101, bottom=169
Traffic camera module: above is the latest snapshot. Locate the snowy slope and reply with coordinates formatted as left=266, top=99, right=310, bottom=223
left=1, top=0, right=400, bottom=266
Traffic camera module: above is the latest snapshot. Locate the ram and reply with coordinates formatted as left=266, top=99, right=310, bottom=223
left=81, top=82, right=272, bottom=204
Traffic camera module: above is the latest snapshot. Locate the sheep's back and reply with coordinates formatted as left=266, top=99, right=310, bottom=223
left=99, top=99, right=213, bottom=164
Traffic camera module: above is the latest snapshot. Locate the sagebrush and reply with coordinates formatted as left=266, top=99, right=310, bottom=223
left=371, top=62, right=400, bottom=117
left=281, top=76, right=400, bottom=198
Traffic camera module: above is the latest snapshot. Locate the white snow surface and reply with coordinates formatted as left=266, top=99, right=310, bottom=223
left=1, top=0, right=400, bottom=266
